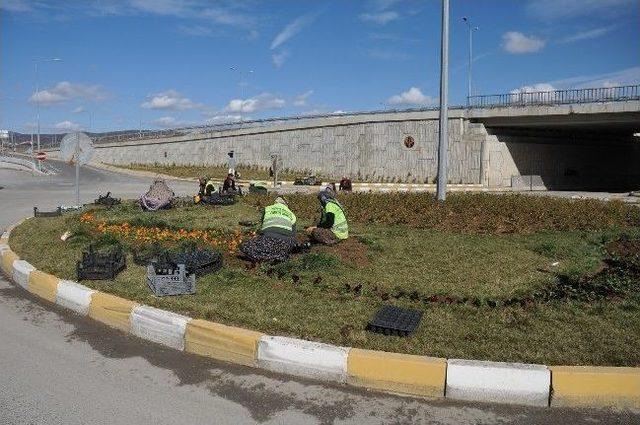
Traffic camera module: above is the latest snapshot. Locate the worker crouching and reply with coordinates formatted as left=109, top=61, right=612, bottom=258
left=239, top=197, right=299, bottom=262
left=307, top=187, right=348, bottom=245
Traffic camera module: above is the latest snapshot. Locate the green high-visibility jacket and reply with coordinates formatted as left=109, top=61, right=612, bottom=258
left=261, top=203, right=297, bottom=235
left=324, top=201, right=348, bottom=239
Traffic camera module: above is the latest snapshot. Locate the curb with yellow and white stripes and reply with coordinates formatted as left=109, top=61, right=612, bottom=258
left=1, top=222, right=638, bottom=409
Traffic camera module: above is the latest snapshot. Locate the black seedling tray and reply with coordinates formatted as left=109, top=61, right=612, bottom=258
left=169, top=249, right=222, bottom=277
left=77, top=245, right=126, bottom=280
left=199, top=193, right=236, bottom=206
left=367, top=305, right=423, bottom=337
left=34, top=206, right=62, bottom=217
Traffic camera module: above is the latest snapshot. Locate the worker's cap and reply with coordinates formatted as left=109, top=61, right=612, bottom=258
left=275, top=196, right=288, bottom=205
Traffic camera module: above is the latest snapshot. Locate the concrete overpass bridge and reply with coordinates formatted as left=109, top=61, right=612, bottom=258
left=50, top=85, right=640, bottom=191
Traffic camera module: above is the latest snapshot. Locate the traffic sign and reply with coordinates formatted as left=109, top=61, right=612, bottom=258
left=36, top=152, right=46, bottom=161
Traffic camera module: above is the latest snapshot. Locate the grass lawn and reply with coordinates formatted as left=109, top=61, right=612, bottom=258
left=9, top=193, right=640, bottom=366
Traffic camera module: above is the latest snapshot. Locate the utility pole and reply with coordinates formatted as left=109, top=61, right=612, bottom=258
left=462, top=17, right=479, bottom=106
left=229, top=67, right=254, bottom=122
left=436, top=0, right=450, bottom=202
left=34, top=58, right=61, bottom=168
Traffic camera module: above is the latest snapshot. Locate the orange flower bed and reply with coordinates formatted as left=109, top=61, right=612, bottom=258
left=79, top=212, right=252, bottom=253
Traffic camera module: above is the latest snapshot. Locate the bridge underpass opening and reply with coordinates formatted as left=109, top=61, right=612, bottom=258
left=480, top=119, right=640, bottom=191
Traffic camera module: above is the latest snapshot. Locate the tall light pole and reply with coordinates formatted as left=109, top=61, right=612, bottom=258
left=462, top=17, right=479, bottom=106
left=229, top=67, right=254, bottom=121
left=34, top=58, right=62, bottom=162
left=436, top=0, right=450, bottom=202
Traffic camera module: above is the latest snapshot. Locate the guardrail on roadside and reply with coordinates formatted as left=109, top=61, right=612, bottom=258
left=467, top=84, right=640, bottom=108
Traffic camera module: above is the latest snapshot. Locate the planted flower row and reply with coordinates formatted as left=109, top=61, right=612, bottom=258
left=79, top=212, right=252, bottom=253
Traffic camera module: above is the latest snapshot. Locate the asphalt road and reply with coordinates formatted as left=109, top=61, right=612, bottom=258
left=0, top=162, right=637, bottom=424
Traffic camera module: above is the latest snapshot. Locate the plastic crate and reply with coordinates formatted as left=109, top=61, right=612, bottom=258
left=147, top=263, right=196, bottom=296
left=33, top=206, right=62, bottom=217
left=367, top=305, right=423, bottom=337
left=76, top=245, right=126, bottom=280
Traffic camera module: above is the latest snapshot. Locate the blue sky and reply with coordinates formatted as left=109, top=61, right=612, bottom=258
left=1, top=0, right=638, bottom=133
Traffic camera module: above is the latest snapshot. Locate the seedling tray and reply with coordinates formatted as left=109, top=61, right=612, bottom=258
left=367, top=305, right=423, bottom=337
left=33, top=206, right=62, bottom=217
left=169, top=249, right=222, bottom=277
left=147, top=263, right=196, bottom=296
left=77, top=245, right=126, bottom=280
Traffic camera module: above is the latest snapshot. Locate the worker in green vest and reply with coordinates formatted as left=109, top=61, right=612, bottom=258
left=307, top=186, right=348, bottom=245
left=261, top=197, right=297, bottom=238
left=240, top=196, right=299, bottom=262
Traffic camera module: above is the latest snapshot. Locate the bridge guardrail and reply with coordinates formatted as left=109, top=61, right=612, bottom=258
left=467, top=84, right=640, bottom=108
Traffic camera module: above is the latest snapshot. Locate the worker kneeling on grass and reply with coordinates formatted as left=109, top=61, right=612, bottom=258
left=307, top=186, right=348, bottom=245
left=239, top=197, right=300, bottom=262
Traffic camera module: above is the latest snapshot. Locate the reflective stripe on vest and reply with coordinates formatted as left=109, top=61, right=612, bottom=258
left=262, top=204, right=297, bottom=233
left=325, top=201, right=348, bottom=239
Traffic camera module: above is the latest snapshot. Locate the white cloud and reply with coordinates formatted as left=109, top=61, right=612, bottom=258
left=130, top=0, right=189, bottom=16
left=247, top=29, right=259, bottom=40
left=359, top=11, right=399, bottom=25
left=72, top=106, right=85, bottom=114
left=204, top=114, right=242, bottom=124
left=502, top=31, right=545, bottom=54
left=225, top=93, right=285, bottom=113
left=272, top=51, right=290, bottom=68
left=510, top=83, right=557, bottom=94
left=294, top=90, right=314, bottom=107
left=270, top=15, right=315, bottom=50
left=1, top=0, right=32, bottom=12
left=29, top=81, right=108, bottom=106
left=388, top=87, right=433, bottom=106
left=559, top=26, right=615, bottom=44
left=547, top=66, right=640, bottom=89
left=201, top=7, right=254, bottom=27
left=141, top=90, right=202, bottom=110
left=54, top=120, right=83, bottom=132
left=152, top=116, right=188, bottom=128
left=527, top=0, right=633, bottom=19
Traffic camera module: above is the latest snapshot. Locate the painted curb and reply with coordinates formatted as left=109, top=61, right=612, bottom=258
left=347, top=349, right=446, bottom=398
left=12, top=259, right=35, bottom=290
left=56, top=280, right=95, bottom=315
left=258, top=336, right=349, bottom=382
left=1, top=249, right=18, bottom=276
left=446, top=359, right=550, bottom=407
left=88, top=292, right=139, bottom=332
left=185, top=319, right=263, bottom=367
left=2, top=220, right=639, bottom=409
left=131, top=305, right=191, bottom=351
left=28, top=270, right=60, bottom=303
left=550, top=366, right=640, bottom=409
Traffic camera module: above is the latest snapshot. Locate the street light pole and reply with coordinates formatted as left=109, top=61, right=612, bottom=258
left=462, top=17, right=478, bottom=106
left=229, top=67, right=254, bottom=122
left=34, top=58, right=61, bottom=165
left=436, top=0, right=450, bottom=202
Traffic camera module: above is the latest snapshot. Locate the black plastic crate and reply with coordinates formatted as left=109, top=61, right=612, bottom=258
left=33, top=206, right=62, bottom=217
left=77, top=245, right=126, bottom=280
left=367, top=305, right=423, bottom=337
